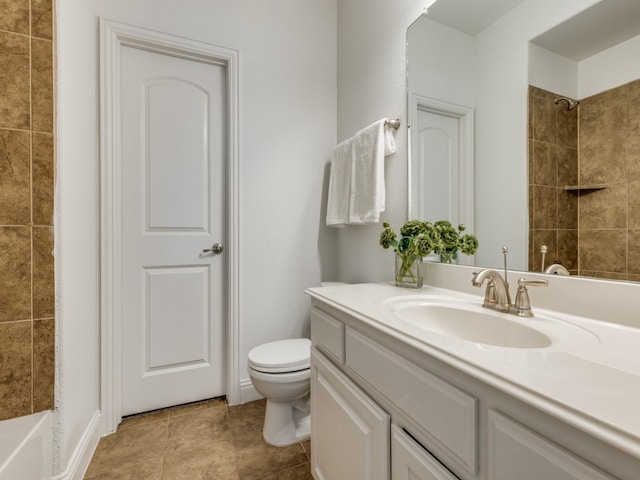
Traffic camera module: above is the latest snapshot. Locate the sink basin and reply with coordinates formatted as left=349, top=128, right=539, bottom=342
left=385, top=300, right=552, bottom=348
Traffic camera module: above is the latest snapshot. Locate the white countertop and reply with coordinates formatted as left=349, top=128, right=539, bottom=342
left=306, top=282, right=640, bottom=459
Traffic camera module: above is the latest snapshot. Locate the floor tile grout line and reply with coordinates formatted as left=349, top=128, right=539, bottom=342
left=85, top=398, right=311, bottom=479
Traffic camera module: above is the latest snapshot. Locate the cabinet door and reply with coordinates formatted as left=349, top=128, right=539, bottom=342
left=311, top=347, right=390, bottom=480
left=489, top=410, right=615, bottom=480
left=392, top=425, right=458, bottom=480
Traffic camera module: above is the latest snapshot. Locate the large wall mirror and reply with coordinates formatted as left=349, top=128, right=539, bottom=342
left=408, top=0, right=640, bottom=281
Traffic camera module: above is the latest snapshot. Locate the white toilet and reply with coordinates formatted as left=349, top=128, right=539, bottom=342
left=247, top=338, right=312, bottom=447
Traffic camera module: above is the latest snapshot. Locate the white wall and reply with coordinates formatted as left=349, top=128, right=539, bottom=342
left=579, top=33, right=640, bottom=98
left=408, top=16, right=475, bottom=108
left=54, top=0, right=336, bottom=474
left=469, top=0, right=601, bottom=270
left=335, top=0, right=602, bottom=279
left=528, top=43, right=579, bottom=99
left=55, top=0, right=101, bottom=476
left=335, top=0, right=427, bottom=283
left=96, top=0, right=337, bottom=399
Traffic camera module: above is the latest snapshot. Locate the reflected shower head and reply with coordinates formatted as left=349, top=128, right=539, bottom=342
left=554, top=96, right=580, bottom=110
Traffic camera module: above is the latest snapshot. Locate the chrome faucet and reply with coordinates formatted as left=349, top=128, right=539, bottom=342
left=471, top=269, right=512, bottom=313
left=472, top=270, right=548, bottom=317
left=472, top=247, right=548, bottom=317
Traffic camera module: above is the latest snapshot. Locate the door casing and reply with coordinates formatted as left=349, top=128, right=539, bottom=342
left=99, top=18, right=240, bottom=434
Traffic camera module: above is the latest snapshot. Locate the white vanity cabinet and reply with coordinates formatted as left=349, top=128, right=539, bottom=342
left=309, top=298, right=640, bottom=480
left=392, top=425, right=458, bottom=480
left=488, top=410, right=615, bottom=480
left=310, top=347, right=390, bottom=480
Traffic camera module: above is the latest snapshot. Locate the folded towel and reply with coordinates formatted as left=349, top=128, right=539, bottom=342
left=326, top=119, right=397, bottom=226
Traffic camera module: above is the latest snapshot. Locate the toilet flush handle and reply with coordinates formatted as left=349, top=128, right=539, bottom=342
left=202, top=243, right=224, bottom=255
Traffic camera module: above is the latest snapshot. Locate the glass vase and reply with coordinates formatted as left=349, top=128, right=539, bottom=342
left=439, top=251, right=458, bottom=264
left=395, top=253, right=423, bottom=288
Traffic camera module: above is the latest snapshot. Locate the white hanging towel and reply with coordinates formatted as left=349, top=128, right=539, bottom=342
left=326, top=119, right=397, bottom=226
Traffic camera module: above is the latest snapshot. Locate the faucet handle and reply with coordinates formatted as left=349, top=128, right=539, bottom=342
left=513, top=278, right=548, bottom=317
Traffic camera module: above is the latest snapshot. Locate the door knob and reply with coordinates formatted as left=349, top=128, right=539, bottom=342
left=202, top=243, right=224, bottom=255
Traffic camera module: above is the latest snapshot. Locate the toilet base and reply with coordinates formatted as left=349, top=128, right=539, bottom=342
left=262, top=395, right=310, bottom=447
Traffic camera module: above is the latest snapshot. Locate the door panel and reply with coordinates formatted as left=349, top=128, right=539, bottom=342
left=120, top=45, right=226, bottom=415
left=413, top=109, right=459, bottom=223
left=145, top=266, right=209, bottom=370
left=146, top=79, right=209, bottom=230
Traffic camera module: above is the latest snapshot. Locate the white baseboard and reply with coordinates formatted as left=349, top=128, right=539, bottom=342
left=239, top=377, right=263, bottom=404
left=52, top=410, right=102, bottom=480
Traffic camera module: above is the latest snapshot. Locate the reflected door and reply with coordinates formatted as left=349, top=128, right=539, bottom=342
left=413, top=108, right=460, bottom=224
left=120, top=45, right=226, bottom=415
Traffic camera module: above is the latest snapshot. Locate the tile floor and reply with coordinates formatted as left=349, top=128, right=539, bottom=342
left=84, top=398, right=313, bottom=480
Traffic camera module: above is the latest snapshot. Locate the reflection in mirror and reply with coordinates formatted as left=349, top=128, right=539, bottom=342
left=407, top=14, right=475, bottom=266
left=408, top=0, right=640, bottom=281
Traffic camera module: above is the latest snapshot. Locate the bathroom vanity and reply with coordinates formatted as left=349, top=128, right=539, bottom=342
left=306, top=281, right=640, bottom=480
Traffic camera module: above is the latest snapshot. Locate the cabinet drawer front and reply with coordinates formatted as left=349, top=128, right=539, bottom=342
left=346, top=327, right=477, bottom=474
left=488, top=410, right=615, bottom=480
left=392, top=425, right=459, bottom=480
left=311, top=347, right=390, bottom=480
left=311, top=308, right=344, bottom=364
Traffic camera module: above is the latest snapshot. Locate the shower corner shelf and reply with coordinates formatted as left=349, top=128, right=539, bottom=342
left=564, top=184, right=609, bottom=192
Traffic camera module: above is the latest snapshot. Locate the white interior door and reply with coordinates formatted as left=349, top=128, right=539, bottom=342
left=120, top=44, right=227, bottom=416
left=413, top=109, right=460, bottom=224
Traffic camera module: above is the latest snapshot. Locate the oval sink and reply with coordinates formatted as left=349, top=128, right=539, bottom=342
left=387, top=301, right=552, bottom=348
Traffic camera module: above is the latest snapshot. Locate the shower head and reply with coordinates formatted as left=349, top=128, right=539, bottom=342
left=554, top=96, right=580, bottom=110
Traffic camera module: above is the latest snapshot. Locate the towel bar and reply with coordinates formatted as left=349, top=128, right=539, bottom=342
left=385, top=118, right=401, bottom=129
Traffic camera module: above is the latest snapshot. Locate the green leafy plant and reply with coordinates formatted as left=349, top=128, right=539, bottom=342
left=432, top=220, right=479, bottom=263
left=379, top=220, right=441, bottom=282
left=380, top=220, right=479, bottom=284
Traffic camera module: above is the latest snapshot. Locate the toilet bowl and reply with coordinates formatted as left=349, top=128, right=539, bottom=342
left=247, top=338, right=311, bottom=447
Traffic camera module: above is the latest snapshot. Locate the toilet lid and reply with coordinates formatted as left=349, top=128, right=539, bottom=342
left=248, top=338, right=311, bottom=373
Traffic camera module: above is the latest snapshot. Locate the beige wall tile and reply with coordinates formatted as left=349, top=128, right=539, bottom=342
left=627, top=230, right=640, bottom=275
left=532, top=141, right=557, bottom=186
left=557, top=146, right=578, bottom=186
left=33, top=226, right=54, bottom=319
left=557, top=102, right=577, bottom=149
left=579, top=88, right=628, bottom=185
left=0, top=0, right=29, bottom=34
left=0, top=129, right=30, bottom=224
left=0, top=320, right=32, bottom=420
left=31, top=38, right=53, bottom=133
left=531, top=229, right=557, bottom=272
left=0, top=226, right=31, bottom=322
left=530, top=87, right=556, bottom=144
left=579, top=184, right=627, bottom=230
left=31, top=0, right=53, bottom=40
left=0, top=31, right=30, bottom=130
left=556, top=229, right=578, bottom=271
left=558, top=190, right=578, bottom=230
left=532, top=185, right=557, bottom=230
left=32, top=133, right=54, bottom=225
left=33, top=318, right=54, bottom=411
left=579, top=229, right=626, bottom=274
left=628, top=79, right=640, bottom=182
left=2, top=0, right=56, bottom=421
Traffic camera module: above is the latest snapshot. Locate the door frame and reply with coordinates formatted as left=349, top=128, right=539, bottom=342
left=99, top=18, right=240, bottom=434
left=408, top=93, right=474, bottom=264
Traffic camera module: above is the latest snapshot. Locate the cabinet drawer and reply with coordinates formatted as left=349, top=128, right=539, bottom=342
left=311, top=308, right=344, bottom=364
left=488, top=410, right=615, bottom=480
left=346, top=327, right=477, bottom=475
left=392, top=425, right=458, bottom=480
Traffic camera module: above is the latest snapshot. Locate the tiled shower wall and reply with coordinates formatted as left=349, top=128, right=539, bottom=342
left=529, top=81, right=640, bottom=280
left=0, top=0, right=55, bottom=420
left=528, top=85, right=579, bottom=274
